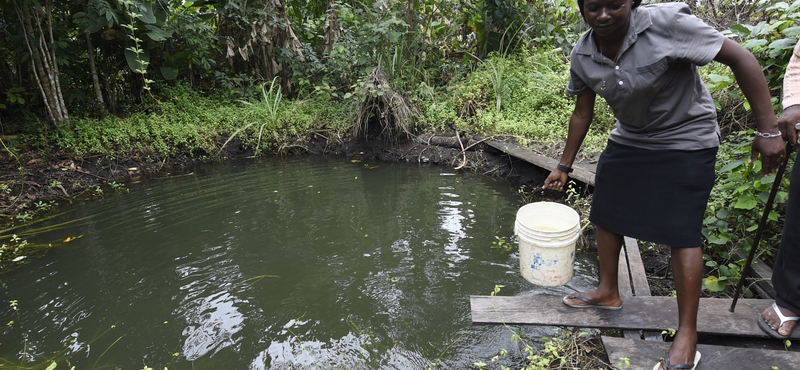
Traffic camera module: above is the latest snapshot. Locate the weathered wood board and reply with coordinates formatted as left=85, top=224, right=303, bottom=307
left=602, top=336, right=800, bottom=370
left=470, top=295, right=800, bottom=339
left=623, top=237, right=651, bottom=298
left=621, top=237, right=662, bottom=342
left=483, top=140, right=596, bottom=186
left=735, top=249, right=776, bottom=299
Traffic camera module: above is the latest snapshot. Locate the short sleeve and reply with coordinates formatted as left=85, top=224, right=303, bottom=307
left=783, top=41, right=800, bottom=109
left=671, top=4, right=725, bottom=66
left=565, top=68, right=590, bottom=96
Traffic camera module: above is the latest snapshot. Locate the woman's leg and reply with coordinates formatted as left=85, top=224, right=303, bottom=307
left=563, top=225, right=624, bottom=308
left=667, top=246, right=703, bottom=366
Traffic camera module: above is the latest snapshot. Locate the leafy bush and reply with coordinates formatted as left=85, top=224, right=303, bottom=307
left=418, top=48, right=614, bottom=160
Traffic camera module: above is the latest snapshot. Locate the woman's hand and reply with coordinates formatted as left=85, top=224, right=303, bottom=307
left=750, top=133, right=787, bottom=176
left=779, top=105, right=800, bottom=149
left=543, top=169, right=569, bottom=191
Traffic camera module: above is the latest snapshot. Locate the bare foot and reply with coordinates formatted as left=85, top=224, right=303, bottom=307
left=663, top=330, right=698, bottom=369
left=762, top=303, right=799, bottom=337
left=562, top=290, right=622, bottom=309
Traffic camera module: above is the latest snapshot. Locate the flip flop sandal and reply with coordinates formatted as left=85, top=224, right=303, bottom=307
left=652, top=351, right=701, bottom=370
left=758, top=302, right=800, bottom=339
left=562, top=292, right=622, bottom=310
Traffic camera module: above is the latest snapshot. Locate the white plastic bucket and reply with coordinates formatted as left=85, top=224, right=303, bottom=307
left=515, top=201, right=580, bottom=286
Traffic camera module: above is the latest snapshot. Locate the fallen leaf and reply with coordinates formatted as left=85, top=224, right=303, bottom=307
left=63, top=235, right=83, bottom=243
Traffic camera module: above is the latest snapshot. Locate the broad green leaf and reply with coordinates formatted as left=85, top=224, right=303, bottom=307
left=124, top=47, right=150, bottom=73
left=761, top=173, right=777, bottom=184
left=768, top=210, right=779, bottom=221
left=784, top=27, right=800, bottom=37
left=719, top=159, right=744, bottom=173
left=705, top=276, right=727, bottom=292
left=144, top=25, right=171, bottom=41
left=139, top=3, right=157, bottom=24
left=742, top=39, right=768, bottom=49
left=734, top=195, right=757, bottom=210
left=709, top=235, right=729, bottom=245
left=728, top=24, right=752, bottom=37
left=160, top=66, right=178, bottom=80
left=734, top=183, right=751, bottom=194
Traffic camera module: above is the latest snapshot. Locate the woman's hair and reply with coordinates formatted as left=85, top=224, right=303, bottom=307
left=577, top=0, right=643, bottom=17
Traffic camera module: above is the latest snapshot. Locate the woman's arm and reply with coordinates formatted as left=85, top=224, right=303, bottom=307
left=544, top=91, right=596, bottom=191
left=714, top=38, right=785, bottom=175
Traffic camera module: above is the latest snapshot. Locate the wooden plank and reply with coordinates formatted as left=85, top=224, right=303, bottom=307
left=602, top=336, right=800, bottom=370
left=484, top=140, right=596, bottom=186
left=618, top=245, right=634, bottom=299
left=618, top=245, right=642, bottom=340
left=734, top=250, right=776, bottom=299
left=624, top=237, right=651, bottom=298
left=622, top=236, right=663, bottom=342
left=469, top=295, right=800, bottom=339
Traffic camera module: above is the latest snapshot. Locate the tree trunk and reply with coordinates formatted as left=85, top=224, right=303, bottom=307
left=14, top=0, right=69, bottom=127
left=85, top=31, right=106, bottom=119
left=323, top=0, right=337, bottom=53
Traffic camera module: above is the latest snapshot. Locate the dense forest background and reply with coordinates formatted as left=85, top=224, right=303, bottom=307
left=0, top=0, right=797, bottom=132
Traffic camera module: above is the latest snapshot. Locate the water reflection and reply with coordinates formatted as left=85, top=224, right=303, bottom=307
left=0, top=156, right=597, bottom=369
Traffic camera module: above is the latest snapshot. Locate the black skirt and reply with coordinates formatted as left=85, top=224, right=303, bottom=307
left=589, top=140, right=718, bottom=247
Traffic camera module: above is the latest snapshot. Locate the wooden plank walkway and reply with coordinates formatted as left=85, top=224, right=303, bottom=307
left=619, top=237, right=662, bottom=341
left=602, top=336, right=800, bottom=370
left=484, top=140, right=597, bottom=186
left=476, top=138, right=795, bottom=364
left=469, top=294, right=800, bottom=339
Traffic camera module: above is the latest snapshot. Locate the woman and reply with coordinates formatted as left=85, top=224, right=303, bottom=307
left=758, top=40, right=800, bottom=340
left=542, top=0, right=785, bottom=369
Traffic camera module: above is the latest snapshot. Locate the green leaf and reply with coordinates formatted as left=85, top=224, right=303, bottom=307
left=742, top=39, right=768, bottom=49
left=139, top=3, right=157, bottom=24
left=124, top=47, right=150, bottom=73
left=734, top=183, right=751, bottom=194
left=768, top=210, right=779, bottom=221
left=719, top=159, right=745, bottom=173
left=784, top=27, right=800, bottom=38
left=705, top=276, right=727, bottom=292
left=160, top=66, right=178, bottom=80
left=708, top=235, right=729, bottom=245
left=144, top=25, right=171, bottom=41
left=734, top=195, right=757, bottom=210
left=729, top=24, right=752, bottom=37
left=45, top=362, right=57, bottom=370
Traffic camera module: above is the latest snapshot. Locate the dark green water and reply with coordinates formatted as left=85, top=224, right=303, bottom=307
left=0, top=156, right=598, bottom=369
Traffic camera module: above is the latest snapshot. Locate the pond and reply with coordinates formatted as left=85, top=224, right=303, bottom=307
left=0, top=156, right=599, bottom=369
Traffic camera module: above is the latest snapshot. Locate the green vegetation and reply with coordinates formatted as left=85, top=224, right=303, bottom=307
left=0, top=0, right=799, bottom=368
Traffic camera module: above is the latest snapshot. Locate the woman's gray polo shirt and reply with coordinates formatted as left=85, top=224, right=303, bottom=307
left=566, top=2, right=725, bottom=150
